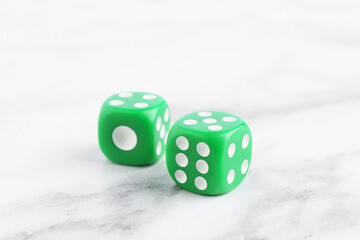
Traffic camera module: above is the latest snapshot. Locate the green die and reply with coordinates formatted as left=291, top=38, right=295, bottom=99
left=166, top=111, right=252, bottom=195
left=98, top=92, right=170, bottom=166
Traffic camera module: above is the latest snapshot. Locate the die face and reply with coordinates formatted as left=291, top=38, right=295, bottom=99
left=179, top=111, right=244, bottom=134
left=167, top=126, right=227, bottom=195
left=166, top=111, right=252, bottom=195
left=98, top=92, right=170, bottom=166
left=218, top=125, right=252, bottom=194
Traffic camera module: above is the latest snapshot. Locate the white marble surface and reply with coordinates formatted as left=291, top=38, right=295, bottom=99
left=1, top=0, right=360, bottom=239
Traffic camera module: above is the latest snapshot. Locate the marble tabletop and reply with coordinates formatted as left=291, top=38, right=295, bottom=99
left=1, top=0, right=360, bottom=239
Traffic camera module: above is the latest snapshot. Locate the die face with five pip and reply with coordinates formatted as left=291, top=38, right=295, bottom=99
left=166, top=111, right=252, bottom=195
left=98, top=92, right=170, bottom=166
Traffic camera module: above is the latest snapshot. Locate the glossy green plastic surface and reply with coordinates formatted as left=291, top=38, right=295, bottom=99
left=166, top=111, right=252, bottom=195
left=98, top=92, right=170, bottom=166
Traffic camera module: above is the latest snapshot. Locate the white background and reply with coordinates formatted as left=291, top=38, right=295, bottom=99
left=1, top=0, right=360, bottom=239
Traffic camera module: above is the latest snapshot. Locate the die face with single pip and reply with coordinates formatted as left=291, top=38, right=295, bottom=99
left=98, top=92, right=170, bottom=166
left=166, top=111, right=252, bottom=195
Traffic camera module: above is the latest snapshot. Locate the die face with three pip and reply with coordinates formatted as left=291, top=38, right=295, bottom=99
left=166, top=111, right=252, bottom=195
left=98, top=92, right=170, bottom=166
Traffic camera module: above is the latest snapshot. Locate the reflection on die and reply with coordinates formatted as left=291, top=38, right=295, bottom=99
left=166, top=111, right=252, bottom=195
left=98, top=92, right=170, bottom=166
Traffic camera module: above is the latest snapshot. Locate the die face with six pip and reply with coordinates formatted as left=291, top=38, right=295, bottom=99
left=98, top=92, right=170, bottom=166
left=166, top=111, right=252, bottom=195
